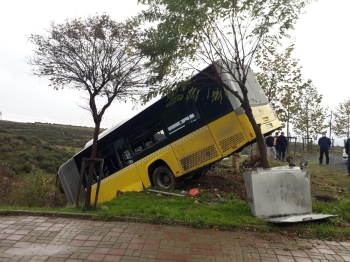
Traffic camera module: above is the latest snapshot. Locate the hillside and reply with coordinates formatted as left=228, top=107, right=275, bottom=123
left=0, top=120, right=101, bottom=175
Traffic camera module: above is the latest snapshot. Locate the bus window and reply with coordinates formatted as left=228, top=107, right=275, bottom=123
left=167, top=113, right=197, bottom=134
left=154, top=124, right=166, bottom=142
left=142, top=124, right=165, bottom=148
left=127, top=118, right=166, bottom=154
left=196, top=87, right=233, bottom=123
left=96, top=145, right=121, bottom=178
left=112, top=138, right=133, bottom=167
left=122, top=150, right=133, bottom=165
left=134, top=146, right=143, bottom=154
left=82, top=157, right=105, bottom=186
left=161, top=100, right=200, bottom=135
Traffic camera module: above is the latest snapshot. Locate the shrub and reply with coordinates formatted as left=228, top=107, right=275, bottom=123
left=39, top=159, right=55, bottom=170
left=35, top=153, right=45, bottom=162
left=19, top=152, right=33, bottom=161
left=11, top=164, right=23, bottom=175
left=29, top=136, right=42, bottom=145
left=43, top=145, right=54, bottom=150
left=0, top=145, right=12, bottom=152
left=10, top=140, right=20, bottom=147
left=4, top=135, right=12, bottom=142
left=22, top=162, right=33, bottom=173
left=9, top=170, right=57, bottom=207
left=0, top=163, right=16, bottom=204
left=16, top=135, right=27, bottom=141
left=46, top=166, right=57, bottom=174
left=0, top=163, right=14, bottom=177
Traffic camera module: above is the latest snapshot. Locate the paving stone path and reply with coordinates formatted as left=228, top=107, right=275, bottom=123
left=1, top=216, right=350, bottom=262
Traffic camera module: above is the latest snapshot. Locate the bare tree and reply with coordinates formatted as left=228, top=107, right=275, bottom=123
left=27, top=14, right=149, bottom=209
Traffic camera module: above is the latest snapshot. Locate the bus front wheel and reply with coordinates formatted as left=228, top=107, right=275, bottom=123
left=152, top=165, right=177, bottom=189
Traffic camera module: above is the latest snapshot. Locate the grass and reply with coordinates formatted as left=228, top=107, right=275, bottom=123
left=0, top=190, right=265, bottom=229
left=83, top=160, right=350, bottom=242
left=97, top=191, right=262, bottom=227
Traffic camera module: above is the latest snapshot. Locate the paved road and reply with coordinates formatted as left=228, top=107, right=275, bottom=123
left=1, top=216, right=350, bottom=262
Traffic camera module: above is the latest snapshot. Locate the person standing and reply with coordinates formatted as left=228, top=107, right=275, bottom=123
left=265, top=134, right=276, bottom=159
left=346, top=138, right=350, bottom=176
left=273, top=132, right=280, bottom=159
left=276, top=132, right=288, bottom=161
left=318, top=131, right=331, bottom=165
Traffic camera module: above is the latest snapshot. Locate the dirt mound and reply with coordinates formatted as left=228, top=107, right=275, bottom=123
left=183, top=169, right=248, bottom=201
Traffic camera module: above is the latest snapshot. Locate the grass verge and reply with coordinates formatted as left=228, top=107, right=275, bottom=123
left=1, top=158, right=350, bottom=241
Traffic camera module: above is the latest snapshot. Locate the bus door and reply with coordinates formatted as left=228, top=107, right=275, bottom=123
left=91, top=138, right=143, bottom=202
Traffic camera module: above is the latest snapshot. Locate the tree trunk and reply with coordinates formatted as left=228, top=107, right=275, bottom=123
left=235, top=79, right=270, bottom=169
left=84, top=119, right=101, bottom=209
left=244, top=105, right=270, bottom=168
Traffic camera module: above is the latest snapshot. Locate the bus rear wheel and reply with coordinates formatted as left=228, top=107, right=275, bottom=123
left=152, top=165, right=178, bottom=189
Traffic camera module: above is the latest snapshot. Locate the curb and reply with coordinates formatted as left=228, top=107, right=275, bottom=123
left=0, top=210, right=95, bottom=219
left=0, top=209, right=264, bottom=233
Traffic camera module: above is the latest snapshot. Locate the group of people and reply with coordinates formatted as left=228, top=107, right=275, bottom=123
left=266, top=130, right=333, bottom=166
left=265, top=131, right=288, bottom=161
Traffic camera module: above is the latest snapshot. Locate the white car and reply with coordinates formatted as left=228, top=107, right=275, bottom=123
left=342, top=148, right=348, bottom=161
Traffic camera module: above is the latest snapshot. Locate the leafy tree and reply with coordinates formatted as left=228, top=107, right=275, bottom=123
left=256, top=44, right=306, bottom=136
left=137, top=0, right=312, bottom=168
left=333, top=98, right=350, bottom=138
left=292, top=82, right=328, bottom=148
left=27, top=14, right=149, bottom=209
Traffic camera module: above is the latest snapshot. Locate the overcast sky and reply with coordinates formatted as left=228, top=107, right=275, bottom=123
left=0, top=0, right=146, bottom=128
left=1, top=0, right=349, bottom=139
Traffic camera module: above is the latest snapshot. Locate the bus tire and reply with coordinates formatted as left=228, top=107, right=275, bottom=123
left=152, top=165, right=177, bottom=189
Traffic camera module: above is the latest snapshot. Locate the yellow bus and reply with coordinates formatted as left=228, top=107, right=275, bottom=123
left=58, top=61, right=281, bottom=205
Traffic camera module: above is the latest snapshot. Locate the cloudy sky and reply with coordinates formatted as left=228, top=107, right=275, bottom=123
left=0, top=0, right=349, bottom=136
left=0, top=0, right=146, bottom=127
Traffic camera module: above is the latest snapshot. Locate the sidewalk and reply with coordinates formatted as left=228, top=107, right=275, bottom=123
left=1, top=215, right=350, bottom=262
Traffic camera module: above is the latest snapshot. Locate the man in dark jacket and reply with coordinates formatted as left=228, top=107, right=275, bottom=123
left=318, top=131, right=331, bottom=165
left=345, top=138, right=350, bottom=175
left=276, top=132, right=288, bottom=161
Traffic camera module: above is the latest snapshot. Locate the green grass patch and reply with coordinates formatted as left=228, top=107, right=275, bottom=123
left=93, top=191, right=265, bottom=228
